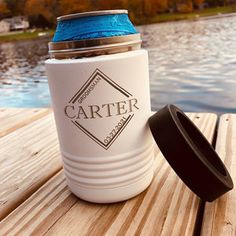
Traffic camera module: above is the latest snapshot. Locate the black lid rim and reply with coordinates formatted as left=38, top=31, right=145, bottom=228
left=168, top=104, right=232, bottom=187
left=148, top=104, right=234, bottom=202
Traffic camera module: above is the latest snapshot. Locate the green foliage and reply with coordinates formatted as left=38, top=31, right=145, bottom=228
left=0, top=30, right=54, bottom=42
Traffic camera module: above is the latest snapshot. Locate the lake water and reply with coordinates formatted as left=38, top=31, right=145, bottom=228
left=1, top=15, right=236, bottom=113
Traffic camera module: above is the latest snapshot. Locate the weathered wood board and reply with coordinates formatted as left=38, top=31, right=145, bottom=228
left=201, top=114, right=236, bottom=236
left=0, top=112, right=62, bottom=220
left=0, top=113, right=217, bottom=235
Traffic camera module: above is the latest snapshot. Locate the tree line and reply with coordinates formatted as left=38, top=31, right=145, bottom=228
left=0, top=0, right=235, bottom=27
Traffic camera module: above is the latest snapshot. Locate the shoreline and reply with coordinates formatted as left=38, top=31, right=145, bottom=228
left=0, top=6, right=236, bottom=43
left=134, top=5, right=236, bottom=25
left=0, top=30, right=54, bottom=43
left=138, top=12, right=236, bottom=27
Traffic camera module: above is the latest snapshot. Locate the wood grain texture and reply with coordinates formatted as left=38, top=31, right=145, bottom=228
left=0, top=113, right=217, bottom=236
left=0, top=108, right=51, bottom=138
left=0, top=113, right=62, bottom=221
left=201, top=114, right=236, bottom=236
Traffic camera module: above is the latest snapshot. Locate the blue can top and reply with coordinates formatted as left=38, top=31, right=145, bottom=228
left=53, top=10, right=138, bottom=42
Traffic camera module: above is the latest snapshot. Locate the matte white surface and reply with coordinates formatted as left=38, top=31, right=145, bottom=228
left=46, top=50, right=154, bottom=202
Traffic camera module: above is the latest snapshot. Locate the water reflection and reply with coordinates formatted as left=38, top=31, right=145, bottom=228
left=0, top=38, right=50, bottom=107
left=138, top=16, right=236, bottom=113
left=1, top=16, right=236, bottom=113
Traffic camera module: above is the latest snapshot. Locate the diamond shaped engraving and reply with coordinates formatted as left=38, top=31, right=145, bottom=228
left=64, top=68, right=139, bottom=150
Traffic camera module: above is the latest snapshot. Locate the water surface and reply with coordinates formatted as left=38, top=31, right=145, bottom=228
left=0, top=38, right=49, bottom=107
left=1, top=16, right=236, bottom=113
left=139, top=16, right=236, bottom=113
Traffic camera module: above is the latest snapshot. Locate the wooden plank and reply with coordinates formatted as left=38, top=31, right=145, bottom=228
left=201, top=114, right=236, bottom=236
left=0, top=113, right=217, bottom=235
left=0, top=113, right=62, bottom=221
left=0, top=108, right=51, bottom=138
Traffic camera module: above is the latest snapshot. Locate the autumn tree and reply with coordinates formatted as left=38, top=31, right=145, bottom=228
left=194, top=0, right=205, bottom=8
left=24, top=0, right=58, bottom=27
left=58, top=0, right=92, bottom=15
left=205, top=0, right=226, bottom=7
left=127, top=0, right=144, bottom=22
left=2, top=0, right=234, bottom=28
left=4, top=0, right=26, bottom=16
left=95, top=0, right=128, bottom=10
left=0, top=0, right=10, bottom=19
left=176, top=0, right=193, bottom=12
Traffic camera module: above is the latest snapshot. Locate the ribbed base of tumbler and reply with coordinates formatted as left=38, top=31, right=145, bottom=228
left=66, top=169, right=153, bottom=203
left=61, top=144, right=154, bottom=203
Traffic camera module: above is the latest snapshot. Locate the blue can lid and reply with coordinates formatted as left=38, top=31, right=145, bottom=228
left=53, top=10, right=138, bottom=42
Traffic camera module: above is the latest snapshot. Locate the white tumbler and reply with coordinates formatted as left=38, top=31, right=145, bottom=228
left=45, top=10, right=154, bottom=203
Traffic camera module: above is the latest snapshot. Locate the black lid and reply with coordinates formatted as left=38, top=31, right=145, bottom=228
left=148, top=104, right=233, bottom=202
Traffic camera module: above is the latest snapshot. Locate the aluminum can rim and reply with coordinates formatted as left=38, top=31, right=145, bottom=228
left=57, top=10, right=128, bottom=21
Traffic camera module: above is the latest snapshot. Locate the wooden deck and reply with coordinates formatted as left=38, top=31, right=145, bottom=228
left=0, top=109, right=235, bottom=235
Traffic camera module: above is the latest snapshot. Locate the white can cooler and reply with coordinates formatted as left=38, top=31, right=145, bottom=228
left=46, top=11, right=154, bottom=203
